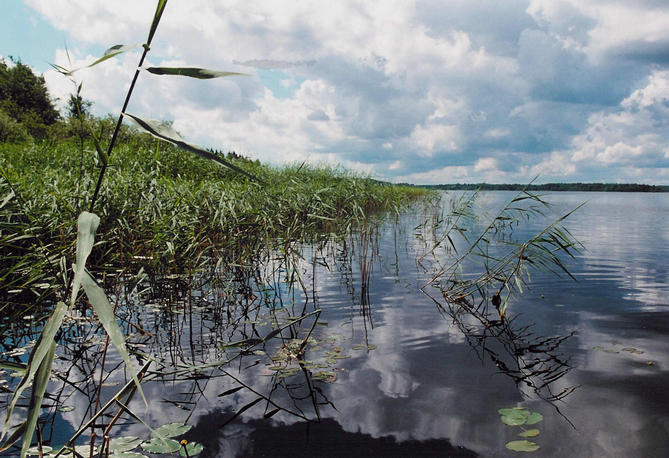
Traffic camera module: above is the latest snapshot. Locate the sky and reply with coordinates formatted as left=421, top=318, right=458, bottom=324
left=1, top=0, right=669, bottom=185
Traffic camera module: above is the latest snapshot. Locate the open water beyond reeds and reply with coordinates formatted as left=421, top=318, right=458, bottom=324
left=2, top=191, right=668, bottom=457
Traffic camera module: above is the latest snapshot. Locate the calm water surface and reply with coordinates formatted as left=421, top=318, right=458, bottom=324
left=3, top=191, right=669, bottom=457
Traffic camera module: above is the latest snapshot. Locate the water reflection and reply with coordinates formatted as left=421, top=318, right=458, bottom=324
left=2, top=191, right=669, bottom=456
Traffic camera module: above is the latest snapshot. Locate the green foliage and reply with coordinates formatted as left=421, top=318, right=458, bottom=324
left=0, top=108, right=31, bottom=143
left=66, top=93, right=92, bottom=119
left=0, top=58, right=59, bottom=139
left=0, top=139, right=426, bottom=275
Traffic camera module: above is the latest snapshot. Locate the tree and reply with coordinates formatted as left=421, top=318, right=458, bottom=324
left=0, top=57, right=60, bottom=138
left=67, top=92, right=92, bottom=119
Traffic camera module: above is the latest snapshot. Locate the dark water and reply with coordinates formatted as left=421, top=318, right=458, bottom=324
left=3, top=191, right=669, bottom=457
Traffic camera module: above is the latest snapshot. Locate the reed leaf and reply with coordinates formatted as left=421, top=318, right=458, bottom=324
left=80, top=271, right=147, bottom=406
left=71, top=212, right=100, bottom=307
left=20, top=339, right=57, bottom=458
left=1, top=301, right=66, bottom=443
left=122, top=112, right=258, bottom=182
left=145, top=67, right=247, bottom=79
left=88, top=44, right=141, bottom=68
left=51, top=44, right=140, bottom=76
left=146, top=0, right=168, bottom=44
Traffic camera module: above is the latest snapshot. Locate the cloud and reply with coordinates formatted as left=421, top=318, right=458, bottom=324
left=23, top=0, right=669, bottom=183
left=233, top=59, right=316, bottom=69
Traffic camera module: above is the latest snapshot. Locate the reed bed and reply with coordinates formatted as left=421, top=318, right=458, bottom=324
left=0, top=137, right=427, bottom=306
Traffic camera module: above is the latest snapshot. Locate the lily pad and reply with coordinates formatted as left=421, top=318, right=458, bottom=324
left=26, top=446, right=53, bottom=455
left=500, top=409, right=530, bottom=426
left=518, top=429, right=540, bottom=438
left=141, top=438, right=180, bottom=453
left=525, top=412, right=543, bottom=425
left=151, top=422, right=192, bottom=438
left=109, top=436, right=143, bottom=452
left=179, top=442, right=204, bottom=456
left=506, top=440, right=540, bottom=452
left=110, top=453, right=148, bottom=458
left=57, top=405, right=74, bottom=412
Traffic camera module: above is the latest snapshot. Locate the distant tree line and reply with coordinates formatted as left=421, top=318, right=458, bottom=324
left=0, top=57, right=60, bottom=141
left=399, top=183, right=669, bottom=192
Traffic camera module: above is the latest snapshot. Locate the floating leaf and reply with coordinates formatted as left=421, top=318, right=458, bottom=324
left=367, top=345, right=377, bottom=350
left=57, top=405, right=74, bottom=413
left=122, top=113, right=258, bottom=182
left=525, top=412, right=543, bottom=425
left=622, top=347, right=644, bottom=355
left=499, top=409, right=530, bottom=426
left=179, top=442, right=204, bottom=457
left=109, top=453, right=147, bottom=458
left=151, top=422, right=192, bottom=439
left=145, top=67, right=247, bottom=79
left=25, top=446, right=53, bottom=456
left=141, top=438, right=180, bottom=454
left=518, top=429, right=540, bottom=438
left=312, top=371, right=337, bottom=383
left=506, top=440, right=540, bottom=452
left=109, top=436, right=143, bottom=452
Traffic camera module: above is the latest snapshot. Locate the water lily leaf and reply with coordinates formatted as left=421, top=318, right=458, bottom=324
left=525, top=412, right=543, bottom=425
left=498, top=408, right=526, bottom=415
left=145, top=67, right=247, bottom=79
left=500, top=409, right=530, bottom=426
left=151, top=422, right=192, bottom=439
left=57, top=405, right=74, bottom=412
left=109, top=453, right=147, bottom=458
left=179, top=442, right=204, bottom=457
left=122, top=113, right=258, bottom=182
left=141, top=438, right=180, bottom=454
left=506, top=440, right=540, bottom=452
left=81, top=271, right=147, bottom=406
left=25, top=445, right=53, bottom=456
left=109, top=436, right=143, bottom=452
left=518, top=429, right=540, bottom=438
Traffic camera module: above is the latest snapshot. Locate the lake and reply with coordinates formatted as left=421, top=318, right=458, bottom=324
left=2, top=191, right=668, bottom=457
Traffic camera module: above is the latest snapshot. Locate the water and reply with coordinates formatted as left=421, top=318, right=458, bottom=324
left=2, top=191, right=668, bottom=457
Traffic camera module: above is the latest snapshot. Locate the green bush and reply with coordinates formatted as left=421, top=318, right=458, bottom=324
left=0, top=108, right=31, bottom=143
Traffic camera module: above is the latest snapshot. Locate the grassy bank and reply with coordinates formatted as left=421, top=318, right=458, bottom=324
left=0, top=136, right=428, bottom=306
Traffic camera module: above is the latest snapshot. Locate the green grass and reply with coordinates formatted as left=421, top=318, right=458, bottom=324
left=0, top=136, right=428, bottom=302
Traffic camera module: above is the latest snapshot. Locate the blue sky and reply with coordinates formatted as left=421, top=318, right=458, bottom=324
left=2, top=0, right=668, bottom=184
